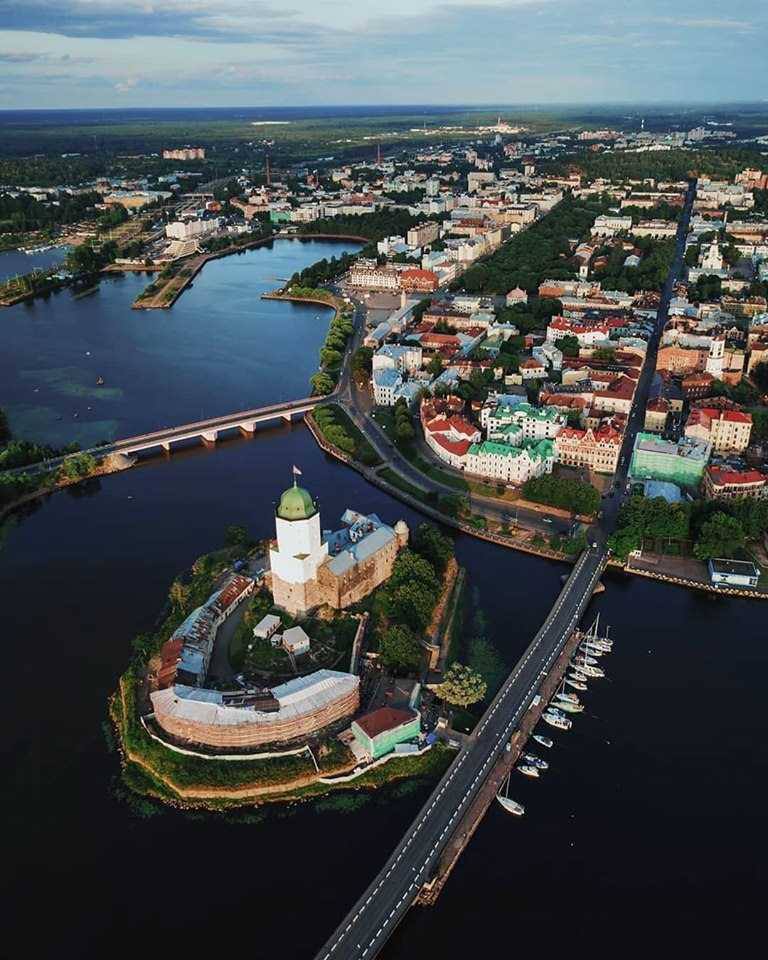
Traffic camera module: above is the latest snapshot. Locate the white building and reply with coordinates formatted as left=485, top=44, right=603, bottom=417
left=165, top=218, right=219, bottom=241
left=282, top=625, right=311, bottom=656
left=372, top=343, right=423, bottom=375
left=269, top=482, right=328, bottom=593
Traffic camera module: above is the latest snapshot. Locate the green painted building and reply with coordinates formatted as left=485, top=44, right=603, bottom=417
left=351, top=707, right=421, bottom=759
left=629, top=432, right=710, bottom=488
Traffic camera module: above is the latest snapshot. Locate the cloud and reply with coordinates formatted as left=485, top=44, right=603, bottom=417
left=0, top=0, right=305, bottom=41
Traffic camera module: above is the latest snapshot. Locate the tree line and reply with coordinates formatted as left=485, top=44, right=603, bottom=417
left=609, top=495, right=768, bottom=563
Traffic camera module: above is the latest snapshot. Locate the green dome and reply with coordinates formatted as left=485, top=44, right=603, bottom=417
left=276, top=483, right=317, bottom=521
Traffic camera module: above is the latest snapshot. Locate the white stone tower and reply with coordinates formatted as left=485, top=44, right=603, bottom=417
left=269, top=476, right=328, bottom=614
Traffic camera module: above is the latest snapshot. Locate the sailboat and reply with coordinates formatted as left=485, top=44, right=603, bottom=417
left=496, top=772, right=525, bottom=816
left=532, top=733, right=553, bottom=749
left=566, top=677, right=587, bottom=691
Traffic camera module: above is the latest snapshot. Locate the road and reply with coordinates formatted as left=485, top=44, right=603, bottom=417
left=333, top=292, right=572, bottom=536
left=313, top=179, right=696, bottom=960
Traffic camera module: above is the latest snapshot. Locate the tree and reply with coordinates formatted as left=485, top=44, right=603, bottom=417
left=555, top=335, right=580, bottom=358
left=752, top=361, right=768, bottom=393
left=379, top=624, right=422, bottom=674
left=59, top=452, right=96, bottom=481
left=352, top=347, right=373, bottom=376
left=395, top=419, right=415, bottom=445
left=387, top=579, right=436, bottom=632
left=0, top=407, right=10, bottom=446
left=427, top=355, right=444, bottom=377
left=389, top=549, right=440, bottom=594
left=438, top=663, right=487, bottom=708
left=169, top=580, right=190, bottom=612
left=693, top=512, right=746, bottom=561
left=224, top=524, right=252, bottom=550
left=412, top=523, right=453, bottom=576
left=310, top=371, right=335, bottom=395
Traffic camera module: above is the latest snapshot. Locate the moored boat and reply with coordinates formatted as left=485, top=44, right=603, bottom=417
left=556, top=700, right=584, bottom=713
left=518, top=764, right=540, bottom=778
left=543, top=712, right=572, bottom=731
left=532, top=734, right=553, bottom=748
left=523, top=753, right=548, bottom=770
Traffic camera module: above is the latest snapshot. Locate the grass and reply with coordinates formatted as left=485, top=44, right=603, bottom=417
left=314, top=403, right=381, bottom=466
left=377, top=467, right=432, bottom=506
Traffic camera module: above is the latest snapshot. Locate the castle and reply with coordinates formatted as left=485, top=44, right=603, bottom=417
left=268, top=478, right=409, bottom=616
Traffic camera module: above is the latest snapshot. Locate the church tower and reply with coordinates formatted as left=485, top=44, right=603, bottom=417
left=269, top=477, right=328, bottom=615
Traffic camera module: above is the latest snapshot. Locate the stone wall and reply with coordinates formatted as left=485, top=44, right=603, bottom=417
left=153, top=686, right=360, bottom=749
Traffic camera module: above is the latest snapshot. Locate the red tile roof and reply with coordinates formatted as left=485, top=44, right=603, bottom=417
left=355, top=707, right=417, bottom=739
left=433, top=434, right=472, bottom=456
left=707, top=467, right=766, bottom=486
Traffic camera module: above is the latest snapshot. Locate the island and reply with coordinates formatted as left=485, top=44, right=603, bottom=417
left=111, top=474, right=477, bottom=809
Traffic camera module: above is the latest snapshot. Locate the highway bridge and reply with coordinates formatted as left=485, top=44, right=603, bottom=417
left=5, top=395, right=322, bottom=477
left=315, top=546, right=607, bottom=960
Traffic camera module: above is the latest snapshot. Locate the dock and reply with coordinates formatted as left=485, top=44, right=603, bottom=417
left=417, top=623, right=591, bottom=906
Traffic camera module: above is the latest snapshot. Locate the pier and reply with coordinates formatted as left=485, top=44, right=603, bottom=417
left=417, top=623, right=591, bottom=905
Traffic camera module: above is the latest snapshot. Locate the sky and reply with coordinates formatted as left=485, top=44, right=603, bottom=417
left=0, top=0, right=765, bottom=109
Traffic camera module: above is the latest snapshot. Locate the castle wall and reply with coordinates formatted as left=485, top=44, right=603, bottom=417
left=317, top=538, right=400, bottom=609
left=153, top=686, right=360, bottom=749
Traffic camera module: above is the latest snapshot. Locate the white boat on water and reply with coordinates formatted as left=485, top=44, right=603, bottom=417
left=556, top=691, right=579, bottom=704
left=543, top=712, right=572, bottom=731
left=571, top=661, right=604, bottom=678
left=566, top=678, right=587, bottom=691
left=523, top=754, right=548, bottom=771
left=557, top=700, right=584, bottom=713
left=496, top=773, right=524, bottom=816
left=532, top=734, right=553, bottom=748
left=518, top=763, right=540, bottom=778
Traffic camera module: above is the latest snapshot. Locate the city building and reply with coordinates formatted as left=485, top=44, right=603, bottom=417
left=465, top=439, right=555, bottom=484
left=684, top=408, right=752, bottom=454
left=155, top=574, right=255, bottom=689
left=281, top=625, right=311, bottom=656
left=707, top=559, right=760, bottom=589
left=269, top=481, right=409, bottom=616
left=629, top=433, right=710, bottom=488
left=162, top=147, right=205, bottom=161
left=554, top=424, right=622, bottom=474
left=351, top=707, right=421, bottom=760
left=703, top=467, right=768, bottom=500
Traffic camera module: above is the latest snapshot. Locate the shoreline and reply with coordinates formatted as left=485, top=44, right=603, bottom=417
left=305, top=411, right=768, bottom=601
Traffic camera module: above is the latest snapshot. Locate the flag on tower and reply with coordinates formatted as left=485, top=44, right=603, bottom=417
left=292, top=465, right=302, bottom=477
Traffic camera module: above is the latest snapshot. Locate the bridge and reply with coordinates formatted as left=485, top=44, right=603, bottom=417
left=3, top=396, right=323, bottom=478
left=109, top=396, right=320, bottom=456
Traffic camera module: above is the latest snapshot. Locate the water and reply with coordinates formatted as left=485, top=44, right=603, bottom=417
left=0, top=245, right=67, bottom=282
left=0, top=238, right=359, bottom=447
left=3, top=237, right=767, bottom=957
left=2, top=427, right=766, bottom=957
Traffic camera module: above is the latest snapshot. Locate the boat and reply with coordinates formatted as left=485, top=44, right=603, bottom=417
left=518, top=764, right=540, bottom=778
left=532, top=734, right=553, bottom=749
left=566, top=678, right=587, bottom=691
left=96, top=376, right=105, bottom=386
left=557, top=700, right=584, bottom=713
left=496, top=773, right=524, bottom=816
left=522, top=754, right=548, bottom=771
left=556, top=691, right=579, bottom=705
left=575, top=654, right=599, bottom=666
left=571, top=661, right=604, bottom=679
left=569, top=670, right=589, bottom=683
left=543, top=713, right=572, bottom=731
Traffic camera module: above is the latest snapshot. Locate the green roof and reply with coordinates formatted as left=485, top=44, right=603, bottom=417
left=276, top=482, right=317, bottom=521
